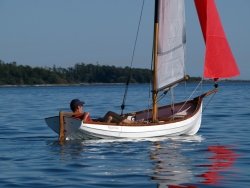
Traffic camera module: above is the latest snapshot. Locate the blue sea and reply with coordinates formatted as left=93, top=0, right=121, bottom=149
left=0, top=82, right=249, bottom=188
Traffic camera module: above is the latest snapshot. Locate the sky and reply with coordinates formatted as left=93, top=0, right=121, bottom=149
left=0, top=0, right=249, bottom=80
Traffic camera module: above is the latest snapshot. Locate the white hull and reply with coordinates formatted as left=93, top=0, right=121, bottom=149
left=45, top=100, right=202, bottom=140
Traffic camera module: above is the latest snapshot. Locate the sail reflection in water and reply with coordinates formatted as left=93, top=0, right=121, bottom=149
left=149, top=140, right=241, bottom=188
left=196, top=145, right=241, bottom=185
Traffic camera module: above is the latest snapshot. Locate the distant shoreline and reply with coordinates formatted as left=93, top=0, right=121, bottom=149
left=2, top=61, right=249, bottom=87
left=0, top=80, right=249, bottom=87
left=0, top=83, right=125, bottom=87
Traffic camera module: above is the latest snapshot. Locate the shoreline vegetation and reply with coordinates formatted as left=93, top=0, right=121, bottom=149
left=0, top=60, right=248, bottom=87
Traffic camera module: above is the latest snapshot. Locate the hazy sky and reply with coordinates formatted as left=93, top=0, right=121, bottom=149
left=1, top=0, right=249, bottom=79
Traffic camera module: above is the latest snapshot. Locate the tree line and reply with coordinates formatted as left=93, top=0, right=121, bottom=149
left=0, top=60, right=202, bottom=85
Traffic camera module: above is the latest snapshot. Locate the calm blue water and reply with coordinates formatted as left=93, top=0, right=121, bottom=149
left=0, top=82, right=249, bottom=188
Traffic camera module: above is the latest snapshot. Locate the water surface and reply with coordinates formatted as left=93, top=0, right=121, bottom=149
left=0, top=82, right=249, bottom=187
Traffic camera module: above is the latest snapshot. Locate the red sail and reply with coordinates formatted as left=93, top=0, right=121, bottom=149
left=194, top=0, right=240, bottom=79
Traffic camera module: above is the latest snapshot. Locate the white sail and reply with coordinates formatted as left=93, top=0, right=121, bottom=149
left=156, top=0, right=186, bottom=90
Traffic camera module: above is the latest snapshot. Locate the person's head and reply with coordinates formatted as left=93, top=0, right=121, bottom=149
left=70, top=99, right=85, bottom=112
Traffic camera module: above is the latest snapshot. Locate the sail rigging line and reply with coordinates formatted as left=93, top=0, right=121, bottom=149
left=170, top=88, right=175, bottom=117
left=184, top=78, right=187, bottom=94
left=201, top=80, right=218, bottom=113
left=176, top=79, right=204, bottom=115
left=200, top=77, right=203, bottom=96
left=202, top=91, right=217, bottom=113
left=120, top=0, right=145, bottom=115
left=146, top=81, right=152, bottom=122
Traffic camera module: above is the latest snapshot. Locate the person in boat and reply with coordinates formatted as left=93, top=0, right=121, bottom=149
left=70, top=99, right=142, bottom=124
left=70, top=99, right=93, bottom=122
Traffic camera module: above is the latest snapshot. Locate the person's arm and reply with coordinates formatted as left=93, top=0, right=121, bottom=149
left=82, top=112, right=90, bottom=121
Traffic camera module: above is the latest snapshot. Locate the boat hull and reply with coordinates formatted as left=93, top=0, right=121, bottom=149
left=45, top=100, right=202, bottom=140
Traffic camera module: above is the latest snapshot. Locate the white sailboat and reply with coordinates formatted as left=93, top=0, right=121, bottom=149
left=45, top=0, right=239, bottom=141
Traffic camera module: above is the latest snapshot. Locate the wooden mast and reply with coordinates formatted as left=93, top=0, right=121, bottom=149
left=152, top=0, right=159, bottom=122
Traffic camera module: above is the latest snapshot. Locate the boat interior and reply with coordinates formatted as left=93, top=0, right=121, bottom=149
left=131, top=100, right=200, bottom=124
left=78, top=99, right=201, bottom=126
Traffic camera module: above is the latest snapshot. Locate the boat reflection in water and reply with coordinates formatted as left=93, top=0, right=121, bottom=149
left=149, top=138, right=197, bottom=188
left=149, top=140, right=240, bottom=188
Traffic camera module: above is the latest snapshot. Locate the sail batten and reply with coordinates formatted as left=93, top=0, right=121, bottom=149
left=156, top=0, right=186, bottom=90
left=194, top=0, right=240, bottom=79
left=158, top=44, right=183, bottom=56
